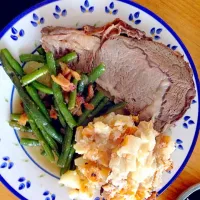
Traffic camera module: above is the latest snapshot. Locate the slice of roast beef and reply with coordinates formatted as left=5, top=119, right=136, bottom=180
left=94, top=36, right=195, bottom=131
left=41, top=19, right=196, bottom=132
left=41, top=19, right=147, bottom=72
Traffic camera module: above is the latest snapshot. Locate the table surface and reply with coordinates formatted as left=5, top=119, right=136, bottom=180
left=0, top=0, right=200, bottom=200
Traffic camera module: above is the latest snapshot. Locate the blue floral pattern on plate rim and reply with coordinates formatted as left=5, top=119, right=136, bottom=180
left=80, top=0, right=94, bottom=13
left=31, top=13, right=45, bottom=27
left=43, top=190, right=56, bottom=200
left=10, top=27, right=25, bottom=41
left=0, top=156, right=14, bottom=169
left=18, top=177, right=31, bottom=190
left=105, top=2, right=118, bottom=15
left=0, top=0, right=199, bottom=200
left=128, top=11, right=141, bottom=24
left=53, top=5, right=67, bottom=19
left=150, top=27, right=162, bottom=40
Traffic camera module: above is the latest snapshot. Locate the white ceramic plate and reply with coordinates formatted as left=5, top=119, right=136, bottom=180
left=0, top=0, right=199, bottom=199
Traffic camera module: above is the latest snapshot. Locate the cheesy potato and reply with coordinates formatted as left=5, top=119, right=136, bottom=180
left=59, top=113, right=175, bottom=200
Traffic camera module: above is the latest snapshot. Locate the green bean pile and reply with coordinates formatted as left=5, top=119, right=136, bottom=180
left=0, top=47, right=126, bottom=175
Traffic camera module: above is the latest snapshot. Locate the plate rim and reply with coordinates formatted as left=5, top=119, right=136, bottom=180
left=0, top=0, right=199, bottom=199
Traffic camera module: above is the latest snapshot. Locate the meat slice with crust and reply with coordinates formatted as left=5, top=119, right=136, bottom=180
left=41, top=19, right=196, bottom=132
left=94, top=36, right=195, bottom=132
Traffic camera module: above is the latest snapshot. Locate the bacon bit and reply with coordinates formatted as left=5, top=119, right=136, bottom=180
left=60, top=62, right=81, bottom=80
left=84, top=103, right=95, bottom=110
left=51, top=73, right=75, bottom=92
left=70, top=95, right=85, bottom=116
left=76, top=108, right=83, bottom=116
left=132, top=115, right=139, bottom=123
left=66, top=73, right=72, bottom=81
left=51, top=73, right=70, bottom=86
left=86, top=84, right=94, bottom=102
left=50, top=106, right=58, bottom=120
left=18, top=113, right=28, bottom=126
left=61, top=85, right=76, bottom=92
left=76, top=95, right=85, bottom=106
left=70, top=70, right=81, bottom=81
left=71, top=107, right=82, bottom=116
left=60, top=62, right=71, bottom=76
left=70, top=108, right=77, bottom=115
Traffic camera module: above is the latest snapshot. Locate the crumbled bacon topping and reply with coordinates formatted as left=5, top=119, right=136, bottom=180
left=51, top=73, right=76, bottom=92
left=50, top=105, right=58, bottom=120
left=84, top=103, right=95, bottom=110
left=60, top=62, right=71, bottom=76
left=70, top=70, right=81, bottom=81
left=86, top=84, right=94, bottom=102
left=71, top=107, right=83, bottom=116
left=76, top=95, right=85, bottom=107
left=70, top=95, right=85, bottom=116
left=76, top=108, right=83, bottom=116
left=18, top=113, right=28, bottom=126
left=60, top=62, right=81, bottom=80
left=66, top=73, right=72, bottom=81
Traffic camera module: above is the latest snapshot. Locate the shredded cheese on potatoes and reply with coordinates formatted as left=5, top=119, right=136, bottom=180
left=59, top=113, right=175, bottom=200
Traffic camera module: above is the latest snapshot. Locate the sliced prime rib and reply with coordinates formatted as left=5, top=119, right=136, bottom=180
left=94, top=36, right=195, bottom=131
left=41, top=19, right=196, bottom=132
left=41, top=19, right=147, bottom=71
